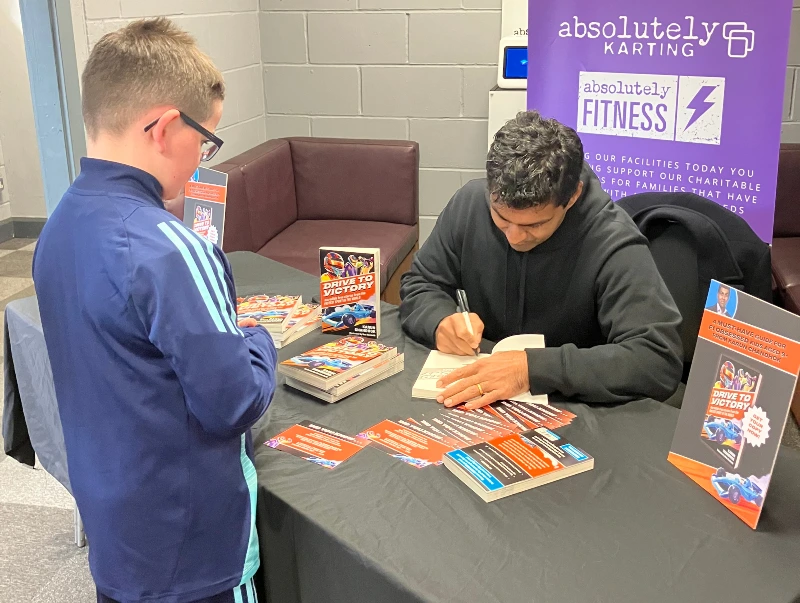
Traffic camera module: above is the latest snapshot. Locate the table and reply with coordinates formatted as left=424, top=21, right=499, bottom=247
left=5, top=252, right=800, bottom=602
left=232, top=253, right=800, bottom=603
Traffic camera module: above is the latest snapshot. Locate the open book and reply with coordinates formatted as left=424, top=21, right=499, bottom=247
left=412, top=334, right=548, bottom=405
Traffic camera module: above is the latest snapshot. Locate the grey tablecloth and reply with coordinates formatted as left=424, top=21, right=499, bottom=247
left=3, top=295, right=71, bottom=492
left=5, top=252, right=800, bottom=603
left=233, top=253, right=800, bottom=603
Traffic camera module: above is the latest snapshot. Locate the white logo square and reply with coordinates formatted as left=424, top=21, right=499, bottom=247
left=675, top=76, right=725, bottom=145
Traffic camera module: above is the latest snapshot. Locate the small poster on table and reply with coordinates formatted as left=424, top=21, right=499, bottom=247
left=183, top=167, right=227, bottom=246
left=668, top=280, right=800, bottom=529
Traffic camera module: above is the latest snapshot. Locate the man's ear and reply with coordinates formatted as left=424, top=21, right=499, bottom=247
left=566, top=180, right=583, bottom=210
left=148, top=109, right=181, bottom=154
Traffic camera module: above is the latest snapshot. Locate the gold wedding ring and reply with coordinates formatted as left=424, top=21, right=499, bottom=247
left=476, top=383, right=484, bottom=396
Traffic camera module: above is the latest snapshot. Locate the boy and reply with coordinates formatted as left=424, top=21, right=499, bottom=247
left=32, top=18, right=276, bottom=603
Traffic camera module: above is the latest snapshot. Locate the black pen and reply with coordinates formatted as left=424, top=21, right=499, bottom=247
left=456, top=289, right=479, bottom=356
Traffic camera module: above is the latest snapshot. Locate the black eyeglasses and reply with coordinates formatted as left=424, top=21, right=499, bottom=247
left=144, top=111, right=224, bottom=162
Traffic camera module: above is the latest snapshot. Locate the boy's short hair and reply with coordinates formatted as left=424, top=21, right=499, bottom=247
left=81, top=17, right=225, bottom=139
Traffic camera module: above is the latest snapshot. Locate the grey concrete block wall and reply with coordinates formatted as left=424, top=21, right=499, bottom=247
left=781, top=3, right=800, bottom=143
left=0, top=139, right=10, bottom=222
left=74, top=0, right=266, bottom=163
left=260, top=2, right=502, bottom=245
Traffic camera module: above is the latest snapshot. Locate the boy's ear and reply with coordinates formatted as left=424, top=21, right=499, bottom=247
left=148, top=109, right=182, bottom=154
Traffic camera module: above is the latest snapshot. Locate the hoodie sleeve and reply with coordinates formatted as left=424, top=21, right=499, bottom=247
left=399, top=196, right=463, bottom=348
left=130, top=221, right=278, bottom=438
left=525, top=242, right=684, bottom=403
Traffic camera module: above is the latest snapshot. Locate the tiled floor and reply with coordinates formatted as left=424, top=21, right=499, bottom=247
left=0, top=236, right=799, bottom=602
left=0, top=238, right=95, bottom=603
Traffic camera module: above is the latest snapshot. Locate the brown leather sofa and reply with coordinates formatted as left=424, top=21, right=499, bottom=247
left=773, top=143, right=800, bottom=423
left=773, top=143, right=800, bottom=314
left=214, top=137, right=419, bottom=305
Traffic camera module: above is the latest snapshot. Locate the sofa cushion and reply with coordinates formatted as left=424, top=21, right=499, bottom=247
left=287, top=138, right=419, bottom=226
left=771, top=237, right=800, bottom=314
left=258, top=220, right=418, bottom=293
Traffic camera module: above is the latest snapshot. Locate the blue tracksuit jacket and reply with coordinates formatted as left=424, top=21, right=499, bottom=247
left=32, top=158, right=277, bottom=603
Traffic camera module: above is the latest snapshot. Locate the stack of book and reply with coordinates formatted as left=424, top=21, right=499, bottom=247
left=278, top=336, right=404, bottom=403
left=236, top=295, right=320, bottom=348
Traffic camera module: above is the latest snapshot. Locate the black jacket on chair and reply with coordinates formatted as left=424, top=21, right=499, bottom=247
left=617, top=193, right=772, bottom=301
left=617, top=193, right=771, bottom=376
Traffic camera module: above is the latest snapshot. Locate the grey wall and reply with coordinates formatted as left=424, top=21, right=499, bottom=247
left=71, top=0, right=267, bottom=163
left=258, top=1, right=502, bottom=245
left=0, top=0, right=48, bottom=220
left=781, top=0, right=800, bottom=141
left=9, top=1, right=800, bottom=230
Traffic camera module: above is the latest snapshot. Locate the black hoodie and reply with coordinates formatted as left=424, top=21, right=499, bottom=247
left=399, top=165, right=683, bottom=403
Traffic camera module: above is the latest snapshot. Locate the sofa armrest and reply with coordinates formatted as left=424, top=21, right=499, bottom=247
left=775, top=143, right=800, bottom=238
left=213, top=139, right=298, bottom=253
left=286, top=137, right=419, bottom=226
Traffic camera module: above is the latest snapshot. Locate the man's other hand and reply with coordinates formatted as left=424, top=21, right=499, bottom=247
left=435, top=313, right=484, bottom=356
left=436, top=351, right=529, bottom=409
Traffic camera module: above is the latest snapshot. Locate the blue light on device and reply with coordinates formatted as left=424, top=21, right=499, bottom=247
left=503, top=47, right=528, bottom=79
left=497, top=36, right=527, bottom=89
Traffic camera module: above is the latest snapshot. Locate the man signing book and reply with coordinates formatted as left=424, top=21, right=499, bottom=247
left=399, top=111, right=683, bottom=408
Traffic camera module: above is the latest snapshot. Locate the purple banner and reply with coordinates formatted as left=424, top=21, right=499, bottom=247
left=527, top=1, right=793, bottom=242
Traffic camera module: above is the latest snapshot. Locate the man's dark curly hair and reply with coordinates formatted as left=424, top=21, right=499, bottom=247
left=486, top=111, right=584, bottom=209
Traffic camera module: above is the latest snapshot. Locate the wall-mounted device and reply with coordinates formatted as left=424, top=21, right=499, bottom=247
left=501, top=0, right=527, bottom=37
left=497, top=36, right=528, bottom=89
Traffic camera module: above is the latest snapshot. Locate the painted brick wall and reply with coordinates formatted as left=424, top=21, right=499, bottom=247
left=0, top=138, right=10, bottom=223
left=60, top=1, right=800, bottom=239
left=73, top=0, right=266, bottom=163
left=781, top=2, right=800, bottom=143
left=259, top=0, right=502, bottom=245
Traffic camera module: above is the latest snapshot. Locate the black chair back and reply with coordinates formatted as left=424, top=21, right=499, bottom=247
left=618, top=192, right=771, bottom=381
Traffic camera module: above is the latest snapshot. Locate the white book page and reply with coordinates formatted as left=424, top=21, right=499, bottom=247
left=412, top=335, right=548, bottom=405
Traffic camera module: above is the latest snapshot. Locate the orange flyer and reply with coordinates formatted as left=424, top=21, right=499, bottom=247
left=266, top=421, right=365, bottom=469
left=357, top=419, right=454, bottom=468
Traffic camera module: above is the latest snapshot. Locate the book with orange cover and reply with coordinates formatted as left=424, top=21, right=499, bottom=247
left=319, top=247, right=380, bottom=338
left=278, top=336, right=397, bottom=390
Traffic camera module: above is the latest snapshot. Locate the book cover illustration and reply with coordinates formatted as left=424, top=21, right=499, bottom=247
left=286, top=303, right=320, bottom=329
left=192, top=204, right=213, bottom=240
left=183, top=167, right=227, bottom=246
left=281, top=336, right=394, bottom=380
left=236, top=295, right=301, bottom=331
left=320, top=248, right=380, bottom=338
left=700, top=355, right=762, bottom=469
left=668, top=280, right=800, bottom=529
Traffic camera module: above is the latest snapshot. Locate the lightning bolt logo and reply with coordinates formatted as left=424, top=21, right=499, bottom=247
left=685, top=86, right=718, bottom=131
